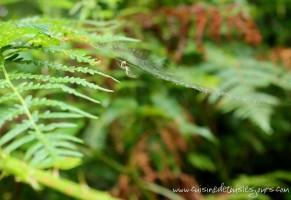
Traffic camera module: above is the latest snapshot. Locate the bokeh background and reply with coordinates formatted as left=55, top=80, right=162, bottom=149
left=0, top=0, right=291, bottom=199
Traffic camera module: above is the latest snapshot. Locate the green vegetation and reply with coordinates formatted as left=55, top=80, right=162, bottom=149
left=0, top=0, right=290, bottom=200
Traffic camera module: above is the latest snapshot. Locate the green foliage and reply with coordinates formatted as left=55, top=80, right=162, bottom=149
left=204, top=45, right=283, bottom=134
left=1, top=0, right=291, bottom=200
left=0, top=18, right=114, bottom=169
left=0, top=12, right=131, bottom=199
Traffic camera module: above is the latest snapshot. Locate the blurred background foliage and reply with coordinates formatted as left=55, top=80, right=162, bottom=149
left=0, top=0, right=291, bottom=199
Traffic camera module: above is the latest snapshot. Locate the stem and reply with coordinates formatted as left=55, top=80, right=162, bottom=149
left=0, top=150, right=118, bottom=200
left=0, top=54, right=57, bottom=162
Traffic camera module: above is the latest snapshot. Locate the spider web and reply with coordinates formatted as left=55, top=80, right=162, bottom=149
left=96, top=42, right=275, bottom=105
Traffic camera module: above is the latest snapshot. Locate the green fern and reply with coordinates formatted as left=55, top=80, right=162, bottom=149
left=103, top=42, right=288, bottom=134
left=205, top=45, right=283, bottom=134
left=0, top=18, right=127, bottom=169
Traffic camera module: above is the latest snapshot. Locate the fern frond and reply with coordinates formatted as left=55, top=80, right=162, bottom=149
left=26, top=98, right=97, bottom=119
left=0, top=106, right=24, bottom=127
left=0, top=83, right=100, bottom=104
left=18, top=82, right=101, bottom=104
left=43, top=61, right=119, bottom=82
left=38, top=122, right=77, bottom=132
left=25, top=97, right=98, bottom=119
left=12, top=59, right=119, bottom=82
left=9, top=73, right=112, bottom=92
left=47, top=47, right=100, bottom=66
left=205, top=46, right=281, bottom=133
left=4, top=135, right=36, bottom=154
left=0, top=18, right=126, bottom=169
left=38, top=111, right=83, bottom=119
left=0, top=79, right=8, bottom=88
left=0, top=120, right=33, bottom=147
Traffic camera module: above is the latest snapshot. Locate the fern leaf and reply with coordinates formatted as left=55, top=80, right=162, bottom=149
left=4, top=135, right=36, bottom=154
left=0, top=79, right=8, bottom=88
left=9, top=73, right=113, bottom=92
left=39, top=111, right=83, bottom=119
left=24, top=143, right=43, bottom=161
left=0, top=106, right=24, bottom=127
left=43, top=61, right=119, bottom=82
left=47, top=47, right=100, bottom=66
left=0, top=120, right=33, bottom=146
left=39, top=122, right=76, bottom=132
left=17, top=82, right=101, bottom=104
left=47, top=133, right=83, bottom=144
left=26, top=97, right=98, bottom=119
left=0, top=18, right=122, bottom=170
left=53, top=141, right=78, bottom=150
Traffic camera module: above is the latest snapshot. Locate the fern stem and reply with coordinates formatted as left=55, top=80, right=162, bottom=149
left=0, top=150, right=118, bottom=200
left=0, top=55, right=57, bottom=162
